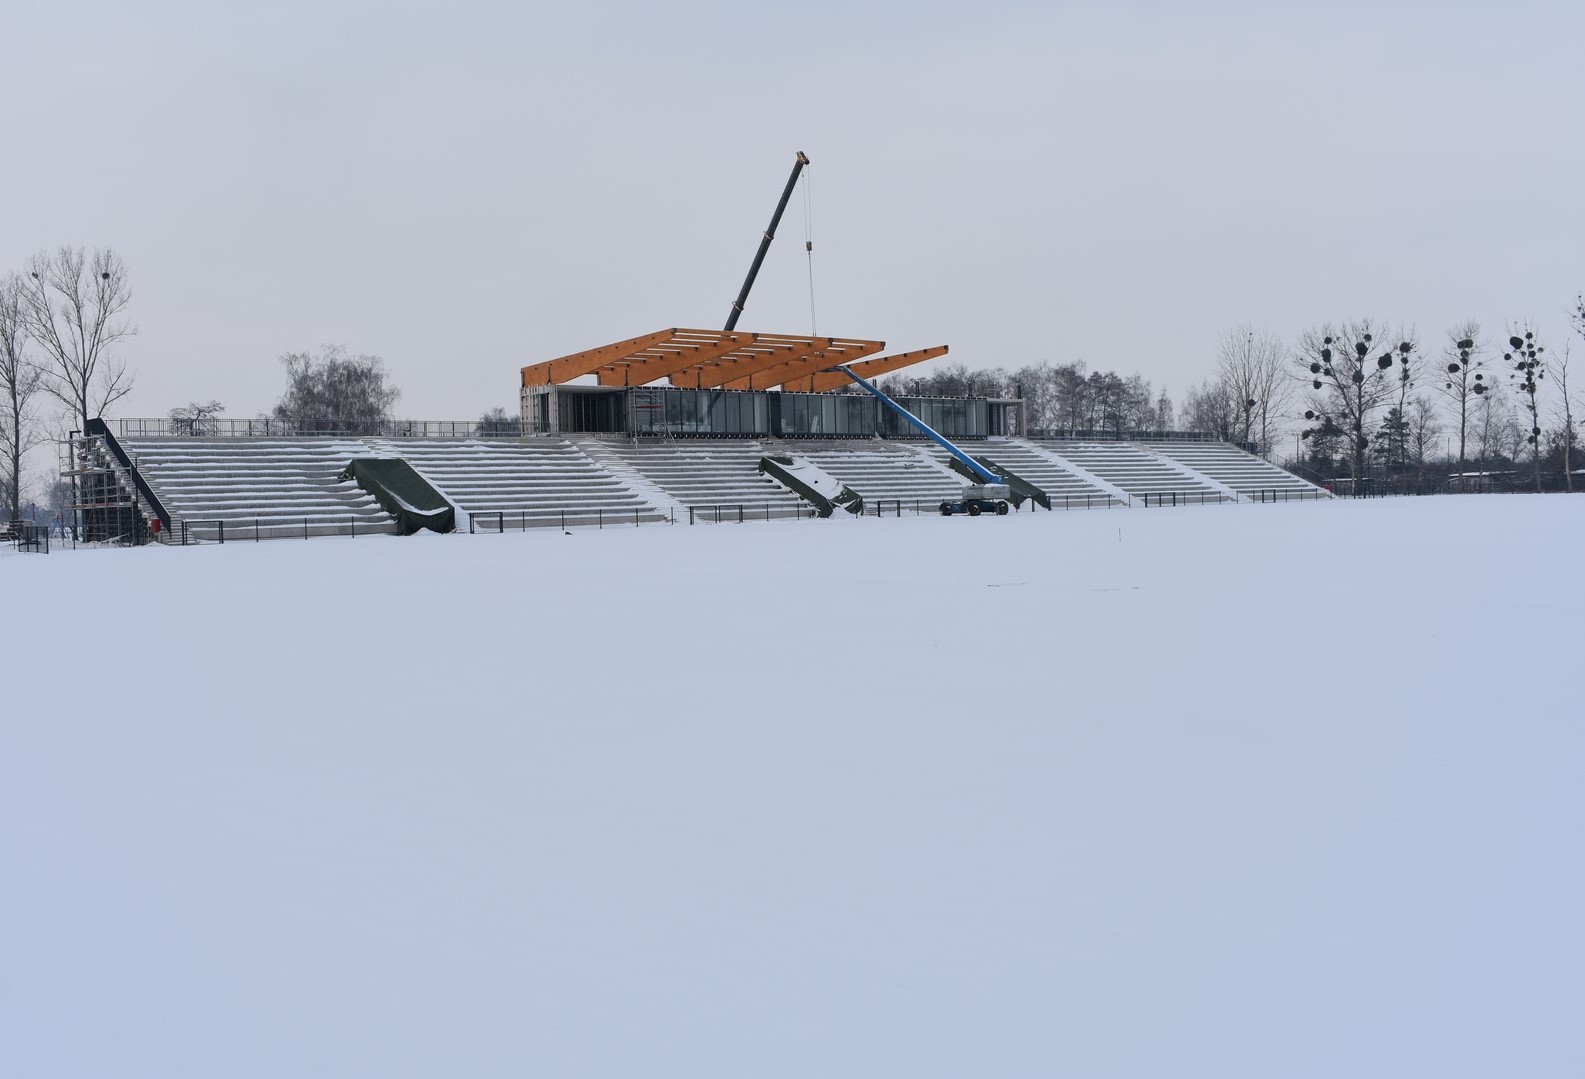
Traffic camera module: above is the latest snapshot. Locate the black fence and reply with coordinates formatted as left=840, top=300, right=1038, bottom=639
left=118, top=418, right=519, bottom=439
left=171, top=517, right=395, bottom=543
left=1028, top=430, right=1238, bottom=446
left=468, top=508, right=672, bottom=532
left=1137, top=491, right=1236, bottom=507
left=687, top=504, right=816, bottom=524
left=5, top=522, right=50, bottom=553
left=1248, top=489, right=1330, bottom=503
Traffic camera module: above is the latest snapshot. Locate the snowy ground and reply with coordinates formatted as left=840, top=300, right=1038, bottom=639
left=3, top=497, right=1582, bottom=1078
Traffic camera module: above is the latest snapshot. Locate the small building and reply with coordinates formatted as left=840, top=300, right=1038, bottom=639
left=519, top=327, right=1022, bottom=439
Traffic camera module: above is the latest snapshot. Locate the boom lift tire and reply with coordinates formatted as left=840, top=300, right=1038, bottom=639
left=996, top=501, right=1009, bottom=515
left=967, top=503, right=982, bottom=517
left=939, top=502, right=951, bottom=516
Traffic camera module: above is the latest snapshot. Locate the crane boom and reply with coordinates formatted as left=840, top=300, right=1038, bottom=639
left=838, top=367, right=1002, bottom=485
left=724, top=151, right=809, bottom=331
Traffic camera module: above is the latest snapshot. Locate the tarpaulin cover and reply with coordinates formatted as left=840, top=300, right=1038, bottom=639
left=757, top=454, right=864, bottom=517
left=339, top=459, right=455, bottom=534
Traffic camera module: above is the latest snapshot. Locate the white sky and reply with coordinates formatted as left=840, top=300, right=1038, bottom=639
left=3, top=0, right=1581, bottom=422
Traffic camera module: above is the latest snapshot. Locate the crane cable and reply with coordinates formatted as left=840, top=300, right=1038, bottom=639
left=802, top=165, right=817, bottom=337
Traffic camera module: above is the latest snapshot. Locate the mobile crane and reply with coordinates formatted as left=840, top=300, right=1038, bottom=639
left=724, top=151, right=810, bottom=331
left=838, top=367, right=1012, bottom=516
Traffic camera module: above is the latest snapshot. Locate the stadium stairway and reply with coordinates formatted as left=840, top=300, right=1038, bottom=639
left=591, top=439, right=807, bottom=519
left=933, top=439, right=1125, bottom=509
left=796, top=442, right=964, bottom=509
left=1143, top=442, right=1329, bottom=500
left=1030, top=441, right=1234, bottom=505
left=120, top=437, right=399, bottom=540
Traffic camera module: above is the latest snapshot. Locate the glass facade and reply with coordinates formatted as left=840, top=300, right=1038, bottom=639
left=624, top=387, right=990, bottom=439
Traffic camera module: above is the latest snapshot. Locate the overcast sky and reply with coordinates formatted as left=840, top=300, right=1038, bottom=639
left=4, top=0, right=1581, bottom=424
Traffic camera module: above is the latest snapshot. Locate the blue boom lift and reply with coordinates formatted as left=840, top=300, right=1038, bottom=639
left=838, top=367, right=1012, bottom=516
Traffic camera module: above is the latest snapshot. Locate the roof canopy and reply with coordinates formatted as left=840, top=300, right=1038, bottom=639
left=521, top=328, right=947, bottom=392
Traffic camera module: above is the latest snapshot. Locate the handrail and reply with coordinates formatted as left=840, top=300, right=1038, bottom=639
left=116, top=417, right=528, bottom=439
left=85, top=418, right=172, bottom=529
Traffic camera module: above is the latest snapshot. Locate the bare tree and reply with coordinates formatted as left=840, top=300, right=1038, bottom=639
left=1503, top=327, right=1546, bottom=492
left=19, top=246, right=135, bottom=429
left=475, top=406, right=521, bottom=437
left=272, top=345, right=400, bottom=435
left=169, top=400, right=226, bottom=436
left=1182, top=377, right=1236, bottom=440
left=1472, top=390, right=1510, bottom=474
left=1215, top=325, right=1290, bottom=451
left=1297, top=319, right=1416, bottom=487
left=1562, top=296, right=1585, bottom=491
left=1407, top=395, right=1441, bottom=482
left=1435, top=321, right=1490, bottom=489
left=1, top=275, right=45, bottom=521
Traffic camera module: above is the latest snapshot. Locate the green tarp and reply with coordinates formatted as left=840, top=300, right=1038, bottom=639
left=758, top=454, right=864, bottom=518
left=339, top=459, right=455, bottom=535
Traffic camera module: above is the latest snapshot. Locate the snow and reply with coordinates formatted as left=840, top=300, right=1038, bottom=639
left=774, top=454, right=850, bottom=500
left=3, top=496, right=1583, bottom=1078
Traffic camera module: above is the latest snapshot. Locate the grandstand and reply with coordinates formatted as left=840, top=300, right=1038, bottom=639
left=56, top=325, right=1326, bottom=543
left=66, top=425, right=1324, bottom=543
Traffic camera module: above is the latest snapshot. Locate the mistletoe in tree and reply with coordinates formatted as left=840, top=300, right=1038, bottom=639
left=1297, top=321, right=1416, bottom=488
left=1505, top=328, right=1546, bottom=491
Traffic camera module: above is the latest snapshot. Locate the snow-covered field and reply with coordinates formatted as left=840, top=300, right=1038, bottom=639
left=3, top=497, right=1582, bottom=1078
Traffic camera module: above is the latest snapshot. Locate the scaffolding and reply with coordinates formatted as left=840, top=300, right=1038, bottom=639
left=57, top=432, right=156, bottom=544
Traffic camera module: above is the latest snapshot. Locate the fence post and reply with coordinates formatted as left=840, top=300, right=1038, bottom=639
left=218, top=520, right=224, bottom=544
left=598, top=508, right=603, bottom=529
left=498, top=512, right=504, bottom=533
left=304, top=517, right=309, bottom=540
left=256, top=520, right=260, bottom=542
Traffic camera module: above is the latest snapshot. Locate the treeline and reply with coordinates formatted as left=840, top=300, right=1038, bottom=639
left=1288, top=310, right=1583, bottom=493
left=1, top=246, right=134, bottom=523
left=878, top=361, right=1175, bottom=437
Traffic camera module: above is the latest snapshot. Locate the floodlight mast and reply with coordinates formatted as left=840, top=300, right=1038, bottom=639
left=724, top=151, right=809, bottom=331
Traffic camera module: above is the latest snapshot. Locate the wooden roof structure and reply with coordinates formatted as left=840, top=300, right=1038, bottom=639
left=521, top=329, right=947, bottom=392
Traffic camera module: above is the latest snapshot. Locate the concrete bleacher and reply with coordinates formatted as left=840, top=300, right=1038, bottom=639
left=1032, top=441, right=1234, bottom=504
left=798, top=442, right=963, bottom=508
left=939, top=440, right=1123, bottom=509
left=121, top=438, right=399, bottom=540
left=592, top=440, right=806, bottom=517
left=114, top=430, right=1324, bottom=543
left=373, top=439, right=667, bottom=528
left=1145, top=442, right=1328, bottom=500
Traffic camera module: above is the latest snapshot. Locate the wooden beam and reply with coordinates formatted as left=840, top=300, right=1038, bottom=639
left=796, top=345, right=950, bottom=393
left=724, top=339, right=886, bottom=391
left=672, top=337, right=835, bottom=388
left=522, top=328, right=682, bottom=386
left=595, top=333, right=755, bottom=386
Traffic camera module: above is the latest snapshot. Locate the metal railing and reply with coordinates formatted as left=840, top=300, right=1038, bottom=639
left=1137, top=491, right=1236, bottom=507
left=118, top=418, right=524, bottom=439
left=1027, top=429, right=1233, bottom=445
left=5, top=522, right=50, bottom=553
left=1248, top=489, right=1330, bottom=503
left=171, top=516, right=396, bottom=543
left=468, top=508, right=673, bottom=532
left=861, top=494, right=1125, bottom=516
left=687, top=503, right=817, bottom=524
